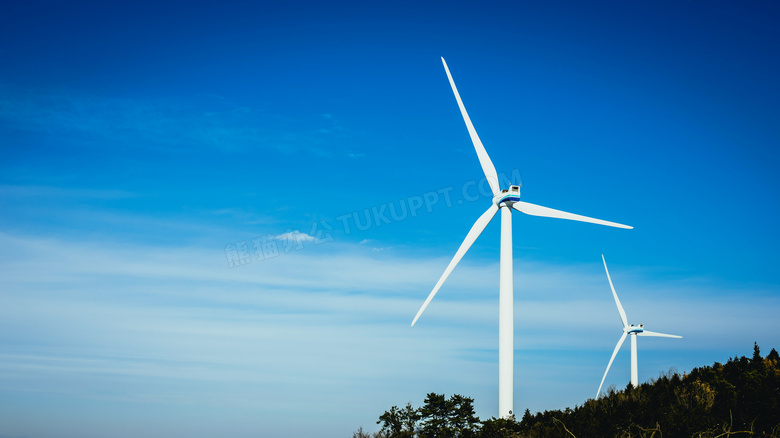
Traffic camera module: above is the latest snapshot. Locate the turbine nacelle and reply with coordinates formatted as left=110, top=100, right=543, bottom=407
left=624, top=324, right=644, bottom=334
left=493, top=185, right=522, bottom=208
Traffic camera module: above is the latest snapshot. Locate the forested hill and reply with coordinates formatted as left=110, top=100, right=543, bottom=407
left=514, top=343, right=779, bottom=437
left=358, top=344, right=780, bottom=438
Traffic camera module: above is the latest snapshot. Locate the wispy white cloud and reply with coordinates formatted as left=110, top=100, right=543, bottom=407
left=359, top=239, right=392, bottom=252
left=1, top=228, right=777, bottom=435
left=276, top=230, right=316, bottom=242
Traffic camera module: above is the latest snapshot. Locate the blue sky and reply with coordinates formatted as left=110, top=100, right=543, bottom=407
left=1, top=1, right=779, bottom=436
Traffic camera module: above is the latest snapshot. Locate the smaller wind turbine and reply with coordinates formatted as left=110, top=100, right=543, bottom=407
left=596, top=255, right=682, bottom=397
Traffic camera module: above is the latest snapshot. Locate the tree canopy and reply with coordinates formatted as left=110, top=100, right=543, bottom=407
left=356, top=344, right=780, bottom=438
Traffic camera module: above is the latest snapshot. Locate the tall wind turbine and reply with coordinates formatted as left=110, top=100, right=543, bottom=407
left=411, top=58, right=633, bottom=419
left=596, top=255, right=682, bottom=397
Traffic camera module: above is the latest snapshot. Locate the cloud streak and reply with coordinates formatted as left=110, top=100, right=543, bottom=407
left=0, top=229, right=777, bottom=437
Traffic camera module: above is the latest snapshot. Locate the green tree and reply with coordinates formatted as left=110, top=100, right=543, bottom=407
left=416, top=393, right=481, bottom=438
left=378, top=404, right=417, bottom=438
left=419, top=393, right=452, bottom=438
left=378, top=405, right=402, bottom=437
left=449, top=394, right=480, bottom=437
left=400, top=402, right=422, bottom=436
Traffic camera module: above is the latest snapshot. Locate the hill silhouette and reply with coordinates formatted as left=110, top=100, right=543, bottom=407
left=357, top=343, right=780, bottom=438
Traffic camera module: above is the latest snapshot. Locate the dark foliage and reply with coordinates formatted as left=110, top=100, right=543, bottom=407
left=377, top=393, right=480, bottom=438
left=362, top=344, right=780, bottom=438
left=514, top=343, right=780, bottom=437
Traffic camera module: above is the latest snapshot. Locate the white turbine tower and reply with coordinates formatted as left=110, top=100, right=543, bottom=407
left=411, top=58, right=633, bottom=419
left=596, top=254, right=682, bottom=397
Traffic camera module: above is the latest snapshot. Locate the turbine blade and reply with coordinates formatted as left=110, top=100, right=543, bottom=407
left=511, top=201, right=632, bottom=229
left=441, top=57, right=500, bottom=195
left=411, top=204, right=499, bottom=326
left=638, top=330, right=682, bottom=339
left=597, top=332, right=628, bottom=398
left=602, top=255, right=629, bottom=328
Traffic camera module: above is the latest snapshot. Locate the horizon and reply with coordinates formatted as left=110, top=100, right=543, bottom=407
left=1, top=1, right=779, bottom=437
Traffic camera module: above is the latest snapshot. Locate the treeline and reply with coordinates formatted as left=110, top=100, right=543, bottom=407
left=355, top=344, right=780, bottom=438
